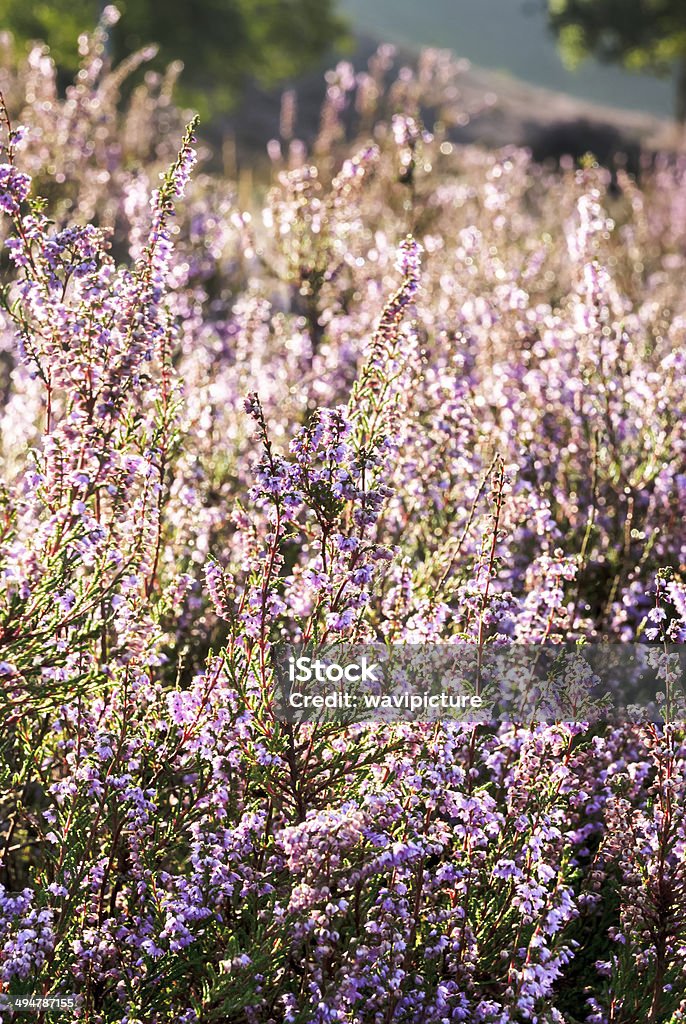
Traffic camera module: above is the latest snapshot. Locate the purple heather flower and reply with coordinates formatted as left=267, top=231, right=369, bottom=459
left=0, top=164, right=31, bottom=216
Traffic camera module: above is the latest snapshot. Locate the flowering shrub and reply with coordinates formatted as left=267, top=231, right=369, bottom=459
left=0, top=17, right=685, bottom=1024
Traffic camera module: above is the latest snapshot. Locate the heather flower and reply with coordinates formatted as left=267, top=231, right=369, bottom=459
left=0, top=25, right=684, bottom=1024
left=0, top=163, right=30, bottom=214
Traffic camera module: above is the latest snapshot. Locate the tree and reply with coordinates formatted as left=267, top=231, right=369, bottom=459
left=546, top=0, right=686, bottom=124
left=0, top=0, right=347, bottom=113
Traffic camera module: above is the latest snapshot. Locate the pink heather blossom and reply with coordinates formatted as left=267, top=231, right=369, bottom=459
left=0, top=24, right=683, bottom=1024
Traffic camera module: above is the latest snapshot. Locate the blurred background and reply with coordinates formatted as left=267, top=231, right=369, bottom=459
left=341, top=0, right=681, bottom=117
left=1, top=0, right=684, bottom=160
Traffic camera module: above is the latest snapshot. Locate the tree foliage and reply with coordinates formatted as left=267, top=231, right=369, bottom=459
left=0, top=0, right=346, bottom=111
left=547, top=0, right=686, bottom=120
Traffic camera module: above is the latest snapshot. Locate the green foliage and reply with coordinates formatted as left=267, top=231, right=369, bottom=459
left=0, top=0, right=95, bottom=71
left=548, top=0, right=686, bottom=69
left=0, top=0, right=347, bottom=113
left=547, top=0, right=686, bottom=120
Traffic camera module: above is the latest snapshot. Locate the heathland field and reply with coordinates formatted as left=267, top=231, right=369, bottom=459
left=0, top=15, right=685, bottom=1023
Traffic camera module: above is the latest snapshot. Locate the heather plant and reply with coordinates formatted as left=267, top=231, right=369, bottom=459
left=0, top=16, right=685, bottom=1024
